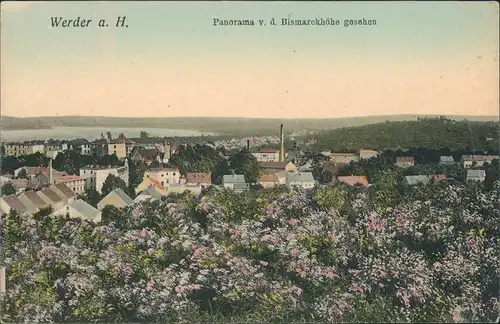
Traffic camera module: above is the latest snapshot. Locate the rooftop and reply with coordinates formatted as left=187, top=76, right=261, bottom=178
left=337, top=176, right=369, bottom=186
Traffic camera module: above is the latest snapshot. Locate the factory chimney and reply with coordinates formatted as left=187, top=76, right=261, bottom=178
left=246, top=139, right=250, bottom=150
left=48, top=158, right=53, bottom=185
left=279, top=124, right=285, bottom=162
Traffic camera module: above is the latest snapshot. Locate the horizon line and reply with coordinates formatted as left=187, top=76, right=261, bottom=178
left=2, top=113, right=499, bottom=120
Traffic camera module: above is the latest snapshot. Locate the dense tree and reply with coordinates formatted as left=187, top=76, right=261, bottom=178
left=77, top=188, right=101, bottom=208
left=228, top=149, right=261, bottom=184
left=128, top=160, right=146, bottom=187
left=314, top=118, right=499, bottom=153
left=97, top=154, right=119, bottom=167
left=1, top=156, right=22, bottom=174
left=169, top=144, right=222, bottom=175
left=101, top=174, right=129, bottom=197
left=1, top=182, right=16, bottom=196
left=1, top=180, right=499, bottom=323
left=23, top=152, right=49, bottom=168
left=484, top=159, right=500, bottom=190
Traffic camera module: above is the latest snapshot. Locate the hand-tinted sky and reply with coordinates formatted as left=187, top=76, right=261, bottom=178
left=1, top=1, right=498, bottom=118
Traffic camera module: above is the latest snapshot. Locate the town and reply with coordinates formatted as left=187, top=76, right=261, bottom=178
left=1, top=122, right=498, bottom=222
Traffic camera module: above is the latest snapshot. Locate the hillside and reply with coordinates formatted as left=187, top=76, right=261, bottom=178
left=1, top=114, right=498, bottom=136
left=313, top=117, right=500, bottom=152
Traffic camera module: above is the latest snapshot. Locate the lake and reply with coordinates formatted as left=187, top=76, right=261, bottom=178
left=1, top=126, right=213, bottom=142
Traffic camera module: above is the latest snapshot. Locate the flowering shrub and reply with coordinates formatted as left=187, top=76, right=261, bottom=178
left=1, top=182, right=499, bottom=323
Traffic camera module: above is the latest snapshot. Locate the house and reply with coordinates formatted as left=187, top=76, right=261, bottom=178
left=287, top=172, right=315, bottom=189
left=258, top=173, right=280, bottom=188
left=396, top=156, right=415, bottom=168
left=0, top=194, right=37, bottom=214
left=274, top=171, right=288, bottom=185
left=134, top=185, right=163, bottom=203
left=322, top=162, right=348, bottom=178
left=108, top=133, right=135, bottom=159
left=329, top=153, right=359, bottom=164
left=185, top=172, right=212, bottom=187
left=439, top=156, right=456, bottom=166
left=52, top=176, right=86, bottom=195
left=80, top=162, right=129, bottom=194
left=135, top=177, right=167, bottom=195
left=165, top=184, right=203, bottom=195
left=144, top=167, right=180, bottom=187
left=2, top=142, right=45, bottom=157
left=15, top=166, right=68, bottom=179
left=460, top=155, right=499, bottom=169
left=18, top=190, right=51, bottom=210
left=403, top=175, right=430, bottom=185
left=259, top=161, right=297, bottom=173
left=9, top=179, right=37, bottom=193
left=36, top=172, right=85, bottom=195
left=250, top=147, right=280, bottom=163
left=337, top=176, right=369, bottom=187
left=55, top=200, right=102, bottom=223
left=359, top=149, right=379, bottom=160
left=45, top=143, right=68, bottom=158
left=429, top=174, right=447, bottom=183
left=50, top=183, right=77, bottom=205
left=37, top=187, right=66, bottom=211
left=222, top=174, right=249, bottom=192
left=86, top=139, right=109, bottom=157
left=130, top=148, right=163, bottom=165
left=97, top=188, right=134, bottom=210
left=466, top=170, right=486, bottom=182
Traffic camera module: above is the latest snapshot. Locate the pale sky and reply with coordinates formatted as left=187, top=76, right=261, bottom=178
left=1, top=1, right=499, bottom=118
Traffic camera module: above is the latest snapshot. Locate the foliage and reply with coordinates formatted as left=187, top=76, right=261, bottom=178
left=315, top=118, right=499, bottom=153
left=1, top=180, right=499, bottom=323
left=77, top=188, right=101, bottom=208
left=169, top=144, right=222, bottom=176
left=227, top=149, right=261, bottom=184
left=1, top=182, right=17, bottom=196
left=101, top=174, right=130, bottom=198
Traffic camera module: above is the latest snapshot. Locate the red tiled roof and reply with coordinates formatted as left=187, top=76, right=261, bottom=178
left=148, top=178, right=165, bottom=190
left=337, top=176, right=369, bottom=187
left=186, top=172, right=212, bottom=184
left=396, top=156, right=414, bottom=162
left=258, top=173, right=279, bottom=183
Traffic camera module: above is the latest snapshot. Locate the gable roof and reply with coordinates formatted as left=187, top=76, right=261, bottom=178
left=39, top=188, right=63, bottom=203
left=259, top=161, right=288, bottom=169
left=223, top=174, right=246, bottom=184
left=461, top=155, right=499, bottom=162
left=53, top=183, right=77, bottom=199
left=21, top=190, right=49, bottom=208
left=186, top=172, right=212, bottom=184
left=337, top=176, right=369, bottom=186
left=1, top=195, right=31, bottom=213
left=70, top=200, right=101, bottom=220
left=10, top=179, right=29, bottom=189
left=287, top=172, right=315, bottom=182
left=101, top=188, right=134, bottom=206
left=404, top=175, right=430, bottom=185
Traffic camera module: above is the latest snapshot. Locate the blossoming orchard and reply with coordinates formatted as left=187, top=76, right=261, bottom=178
left=1, top=181, right=499, bottom=323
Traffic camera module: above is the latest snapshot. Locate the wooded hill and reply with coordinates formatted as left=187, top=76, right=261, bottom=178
left=313, top=117, right=500, bottom=152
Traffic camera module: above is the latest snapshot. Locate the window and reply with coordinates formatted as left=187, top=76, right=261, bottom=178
left=173, top=173, right=176, bottom=176
left=114, top=145, right=117, bottom=149
left=161, top=181, right=164, bottom=186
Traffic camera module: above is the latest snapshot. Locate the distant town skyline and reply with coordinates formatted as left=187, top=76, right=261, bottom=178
left=1, top=1, right=498, bottom=118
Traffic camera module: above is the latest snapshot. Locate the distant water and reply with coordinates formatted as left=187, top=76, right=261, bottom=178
left=1, top=126, right=212, bottom=142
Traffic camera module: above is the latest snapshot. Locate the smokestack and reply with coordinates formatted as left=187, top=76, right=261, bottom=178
left=279, top=124, right=285, bottom=162
left=247, top=139, right=250, bottom=150
left=48, top=158, right=53, bottom=185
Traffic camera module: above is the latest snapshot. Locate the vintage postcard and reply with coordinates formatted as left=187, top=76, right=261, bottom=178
left=0, top=1, right=499, bottom=322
